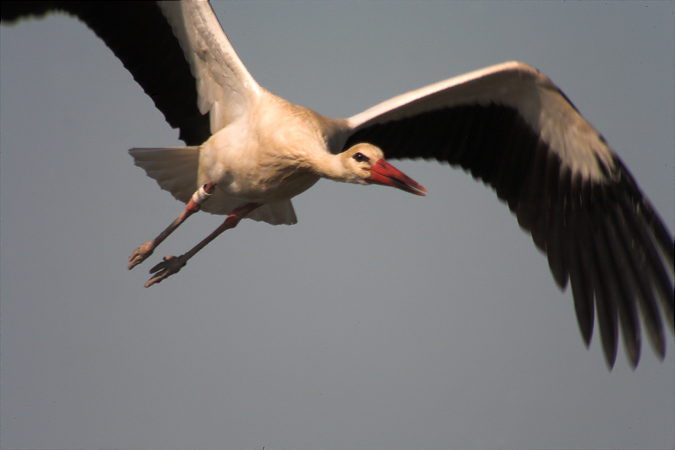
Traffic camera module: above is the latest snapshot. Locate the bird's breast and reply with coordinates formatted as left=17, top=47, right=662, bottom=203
left=198, top=126, right=320, bottom=204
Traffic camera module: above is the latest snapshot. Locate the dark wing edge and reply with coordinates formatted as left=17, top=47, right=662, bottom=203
left=344, top=65, right=674, bottom=369
left=1, top=1, right=211, bottom=145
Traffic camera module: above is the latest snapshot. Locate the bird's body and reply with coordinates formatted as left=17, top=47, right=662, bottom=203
left=1, top=0, right=672, bottom=369
left=198, top=94, right=334, bottom=211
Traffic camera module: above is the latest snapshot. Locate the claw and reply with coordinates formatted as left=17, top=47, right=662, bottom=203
left=128, top=241, right=155, bottom=270
left=144, top=255, right=187, bottom=287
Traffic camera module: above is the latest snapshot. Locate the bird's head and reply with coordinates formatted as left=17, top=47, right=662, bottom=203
left=339, top=143, right=426, bottom=196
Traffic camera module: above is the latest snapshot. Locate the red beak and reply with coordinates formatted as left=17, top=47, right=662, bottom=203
left=366, top=159, right=426, bottom=196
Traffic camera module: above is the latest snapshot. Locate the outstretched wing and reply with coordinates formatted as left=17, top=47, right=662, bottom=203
left=345, top=61, right=674, bottom=368
left=1, top=0, right=261, bottom=145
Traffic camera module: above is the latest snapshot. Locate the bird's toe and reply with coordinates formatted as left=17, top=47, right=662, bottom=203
left=144, top=255, right=187, bottom=287
left=128, top=241, right=155, bottom=270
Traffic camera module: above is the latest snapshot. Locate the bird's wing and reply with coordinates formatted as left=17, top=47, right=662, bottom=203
left=345, top=61, right=674, bottom=369
left=0, top=1, right=261, bottom=145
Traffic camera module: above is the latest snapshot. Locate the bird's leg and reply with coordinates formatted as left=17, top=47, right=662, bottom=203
left=144, top=202, right=262, bottom=288
left=128, top=182, right=216, bottom=270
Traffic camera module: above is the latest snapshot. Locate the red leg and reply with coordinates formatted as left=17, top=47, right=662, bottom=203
left=128, top=182, right=216, bottom=270
left=144, top=202, right=262, bottom=288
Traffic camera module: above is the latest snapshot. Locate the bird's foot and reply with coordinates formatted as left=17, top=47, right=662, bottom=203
left=128, top=241, right=155, bottom=270
left=144, top=255, right=187, bottom=287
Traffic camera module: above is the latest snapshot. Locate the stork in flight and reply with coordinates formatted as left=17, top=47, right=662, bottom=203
left=1, top=1, right=673, bottom=369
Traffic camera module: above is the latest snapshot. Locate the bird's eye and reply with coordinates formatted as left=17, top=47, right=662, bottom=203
left=353, top=152, right=370, bottom=163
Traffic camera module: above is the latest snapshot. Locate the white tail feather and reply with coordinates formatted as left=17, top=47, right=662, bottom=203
left=129, top=147, right=200, bottom=204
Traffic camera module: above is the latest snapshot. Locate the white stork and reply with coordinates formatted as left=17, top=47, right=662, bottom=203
left=2, top=1, right=673, bottom=369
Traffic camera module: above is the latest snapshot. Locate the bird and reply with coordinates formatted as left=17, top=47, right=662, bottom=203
left=1, top=1, right=672, bottom=369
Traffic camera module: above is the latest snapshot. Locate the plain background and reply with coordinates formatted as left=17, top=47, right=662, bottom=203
left=1, top=2, right=674, bottom=449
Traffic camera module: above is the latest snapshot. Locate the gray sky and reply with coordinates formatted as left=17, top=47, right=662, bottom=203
left=1, top=2, right=673, bottom=449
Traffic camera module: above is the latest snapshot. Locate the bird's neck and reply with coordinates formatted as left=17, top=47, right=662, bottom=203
left=309, top=151, right=353, bottom=184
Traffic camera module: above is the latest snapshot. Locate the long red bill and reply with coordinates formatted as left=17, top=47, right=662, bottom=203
left=366, top=159, right=426, bottom=196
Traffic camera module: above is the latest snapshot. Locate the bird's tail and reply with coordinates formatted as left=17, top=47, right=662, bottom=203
left=129, top=147, right=200, bottom=205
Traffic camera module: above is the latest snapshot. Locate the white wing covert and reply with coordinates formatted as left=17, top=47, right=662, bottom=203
left=158, top=1, right=261, bottom=134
